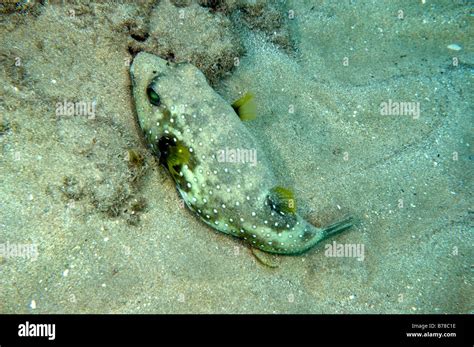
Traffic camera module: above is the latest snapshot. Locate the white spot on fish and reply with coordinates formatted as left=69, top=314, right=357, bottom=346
left=447, top=43, right=462, bottom=51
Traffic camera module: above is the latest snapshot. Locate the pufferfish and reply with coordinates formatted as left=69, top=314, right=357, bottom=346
left=130, top=52, right=352, bottom=255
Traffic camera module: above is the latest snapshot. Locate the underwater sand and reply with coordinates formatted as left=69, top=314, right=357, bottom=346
left=0, top=0, right=472, bottom=313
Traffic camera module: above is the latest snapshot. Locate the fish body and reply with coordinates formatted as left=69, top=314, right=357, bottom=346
left=130, top=52, right=351, bottom=254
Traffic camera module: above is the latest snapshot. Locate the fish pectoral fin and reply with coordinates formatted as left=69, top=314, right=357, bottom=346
left=157, top=136, right=191, bottom=177
left=268, top=186, right=297, bottom=215
left=250, top=247, right=281, bottom=268
left=232, top=92, right=257, bottom=121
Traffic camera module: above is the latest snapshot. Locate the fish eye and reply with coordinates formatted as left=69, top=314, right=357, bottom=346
left=146, top=84, right=161, bottom=106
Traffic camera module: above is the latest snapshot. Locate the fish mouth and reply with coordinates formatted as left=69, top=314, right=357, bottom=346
left=130, top=52, right=169, bottom=90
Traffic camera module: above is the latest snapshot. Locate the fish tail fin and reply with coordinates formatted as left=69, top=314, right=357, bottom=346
left=322, top=216, right=354, bottom=239
left=271, top=215, right=353, bottom=255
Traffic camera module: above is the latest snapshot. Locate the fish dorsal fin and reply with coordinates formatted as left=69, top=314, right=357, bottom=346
left=232, top=92, right=257, bottom=121
left=268, top=186, right=297, bottom=215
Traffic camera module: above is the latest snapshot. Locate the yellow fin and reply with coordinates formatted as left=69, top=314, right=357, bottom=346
left=268, top=186, right=297, bottom=214
left=166, top=142, right=190, bottom=177
left=232, top=92, right=257, bottom=121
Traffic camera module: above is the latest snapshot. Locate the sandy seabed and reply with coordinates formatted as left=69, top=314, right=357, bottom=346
left=0, top=0, right=472, bottom=313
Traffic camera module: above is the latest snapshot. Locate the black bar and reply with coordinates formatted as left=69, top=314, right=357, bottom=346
left=0, top=314, right=471, bottom=345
